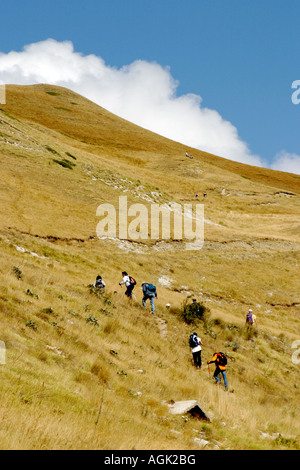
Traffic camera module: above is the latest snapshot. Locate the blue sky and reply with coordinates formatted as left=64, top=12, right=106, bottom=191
left=1, top=0, right=300, bottom=173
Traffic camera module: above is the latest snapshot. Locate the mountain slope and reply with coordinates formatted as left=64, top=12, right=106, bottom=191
left=0, top=85, right=299, bottom=450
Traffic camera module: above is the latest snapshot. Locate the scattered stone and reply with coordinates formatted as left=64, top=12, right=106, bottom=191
left=194, top=437, right=210, bottom=448
left=166, top=400, right=211, bottom=422
left=259, top=431, right=280, bottom=440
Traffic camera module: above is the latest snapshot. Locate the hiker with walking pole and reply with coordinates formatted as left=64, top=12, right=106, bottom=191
left=119, top=271, right=136, bottom=300
left=207, top=352, right=228, bottom=391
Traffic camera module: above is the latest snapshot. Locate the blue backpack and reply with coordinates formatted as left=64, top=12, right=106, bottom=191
left=147, top=283, right=156, bottom=293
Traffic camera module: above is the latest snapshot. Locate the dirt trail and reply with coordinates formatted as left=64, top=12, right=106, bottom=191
left=156, top=316, right=168, bottom=338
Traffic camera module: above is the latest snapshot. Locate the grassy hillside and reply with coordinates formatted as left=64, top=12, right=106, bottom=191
left=0, top=84, right=299, bottom=450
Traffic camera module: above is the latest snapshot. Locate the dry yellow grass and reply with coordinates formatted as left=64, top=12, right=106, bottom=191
left=0, top=85, right=299, bottom=450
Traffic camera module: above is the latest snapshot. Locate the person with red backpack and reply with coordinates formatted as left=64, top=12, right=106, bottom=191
left=119, top=271, right=136, bottom=299
left=207, top=352, right=228, bottom=391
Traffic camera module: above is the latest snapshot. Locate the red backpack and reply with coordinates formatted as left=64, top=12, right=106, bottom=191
left=216, top=352, right=227, bottom=367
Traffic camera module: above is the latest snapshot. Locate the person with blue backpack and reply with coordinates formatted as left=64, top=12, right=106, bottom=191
left=141, top=282, right=157, bottom=314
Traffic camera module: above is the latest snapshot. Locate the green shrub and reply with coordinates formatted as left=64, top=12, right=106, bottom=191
left=180, top=300, right=210, bottom=325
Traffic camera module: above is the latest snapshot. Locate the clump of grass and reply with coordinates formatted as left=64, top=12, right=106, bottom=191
left=243, top=325, right=258, bottom=341
left=65, top=152, right=77, bottom=160
left=12, top=266, right=23, bottom=280
left=45, top=145, right=61, bottom=156
left=26, top=289, right=39, bottom=299
left=90, top=361, right=111, bottom=383
left=26, top=320, right=38, bottom=331
left=89, top=285, right=105, bottom=297
left=103, top=318, right=120, bottom=334
left=212, top=317, right=226, bottom=329
left=69, top=310, right=80, bottom=318
left=0, top=131, right=10, bottom=138
left=41, top=307, right=55, bottom=315
left=54, top=107, right=71, bottom=112
left=45, top=91, right=60, bottom=96
left=0, top=108, right=19, bottom=121
left=86, top=314, right=99, bottom=327
left=52, top=158, right=76, bottom=170
left=273, top=435, right=300, bottom=450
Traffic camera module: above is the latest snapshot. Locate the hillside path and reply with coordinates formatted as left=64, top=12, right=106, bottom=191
left=155, top=316, right=168, bottom=338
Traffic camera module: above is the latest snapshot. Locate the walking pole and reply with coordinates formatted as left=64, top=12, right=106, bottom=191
left=207, top=362, right=211, bottom=377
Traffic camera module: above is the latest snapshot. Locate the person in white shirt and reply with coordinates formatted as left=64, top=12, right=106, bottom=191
left=190, top=332, right=203, bottom=369
left=119, top=271, right=134, bottom=299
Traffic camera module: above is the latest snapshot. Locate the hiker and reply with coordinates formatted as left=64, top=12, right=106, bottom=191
left=189, top=332, right=203, bottom=369
left=119, top=271, right=136, bottom=299
left=94, top=275, right=106, bottom=290
left=186, top=151, right=189, bottom=158
left=207, top=352, right=228, bottom=390
left=245, top=309, right=257, bottom=327
left=191, top=298, right=202, bottom=316
left=141, top=282, right=157, bottom=314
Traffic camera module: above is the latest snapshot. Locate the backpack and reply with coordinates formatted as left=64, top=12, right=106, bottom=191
left=129, top=276, right=136, bottom=286
left=189, top=334, right=199, bottom=348
left=216, top=352, right=227, bottom=367
left=95, top=279, right=105, bottom=288
left=147, top=283, right=156, bottom=293
left=95, top=277, right=105, bottom=288
left=246, top=313, right=253, bottom=324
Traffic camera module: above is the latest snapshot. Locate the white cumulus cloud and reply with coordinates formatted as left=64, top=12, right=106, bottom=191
left=0, top=39, right=299, bottom=174
left=271, top=151, right=300, bottom=175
